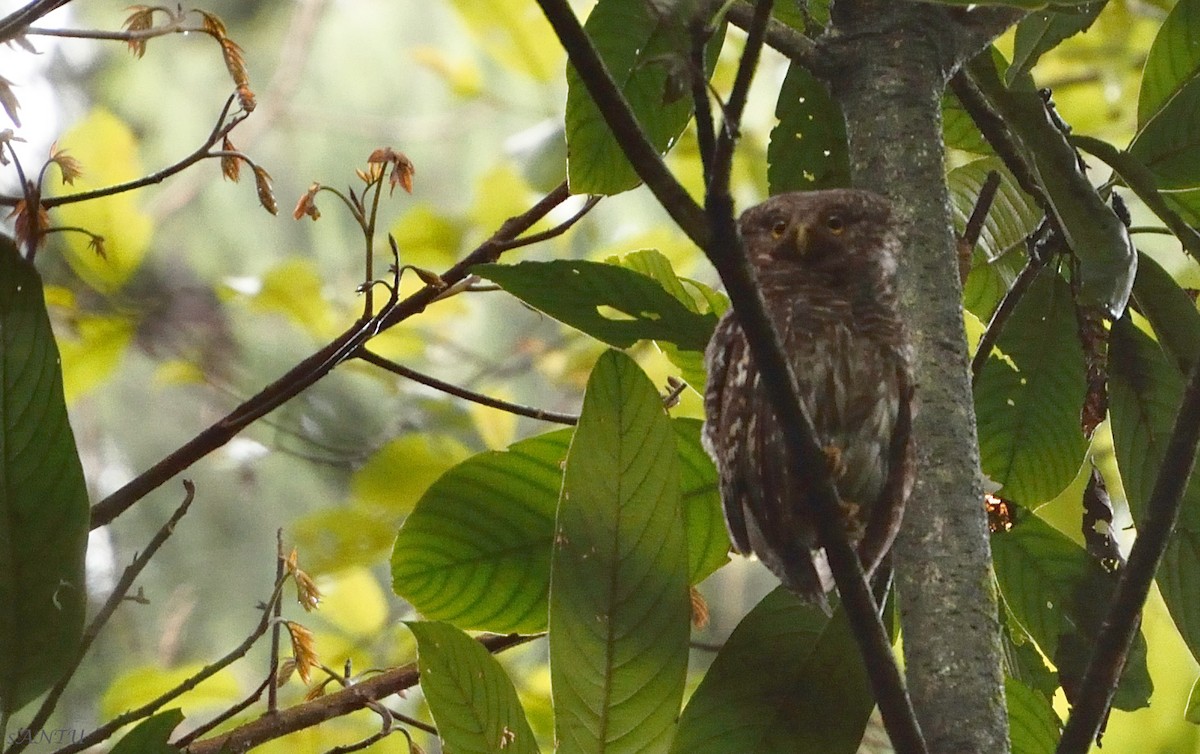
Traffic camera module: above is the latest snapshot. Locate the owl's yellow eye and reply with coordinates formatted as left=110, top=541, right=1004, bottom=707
left=771, top=221, right=788, bottom=238
left=826, top=215, right=845, bottom=234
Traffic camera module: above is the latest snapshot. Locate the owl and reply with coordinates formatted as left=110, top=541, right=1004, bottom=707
left=702, top=190, right=914, bottom=610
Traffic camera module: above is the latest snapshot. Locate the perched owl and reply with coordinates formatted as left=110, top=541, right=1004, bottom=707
left=702, top=190, right=914, bottom=609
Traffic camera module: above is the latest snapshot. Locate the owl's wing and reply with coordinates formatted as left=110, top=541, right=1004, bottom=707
left=702, top=317, right=753, bottom=554
left=857, top=360, right=914, bottom=578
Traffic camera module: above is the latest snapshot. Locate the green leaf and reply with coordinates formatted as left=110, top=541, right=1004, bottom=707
left=565, top=0, right=723, bottom=194
left=392, top=420, right=724, bottom=634
left=1136, top=0, right=1200, bottom=129
left=475, top=260, right=718, bottom=352
left=767, top=63, right=850, bottom=193
left=409, top=621, right=540, bottom=754
left=671, top=589, right=873, bottom=754
left=992, top=515, right=1090, bottom=658
left=1129, top=252, right=1200, bottom=376
left=1006, top=678, right=1059, bottom=754
left=549, top=350, right=689, bottom=754
left=0, top=236, right=89, bottom=717
left=1008, top=4, right=1104, bottom=84
left=1186, top=674, right=1200, bottom=724
left=975, top=270, right=1088, bottom=506
left=944, top=92, right=993, bottom=155
left=1129, top=80, right=1200, bottom=190
left=921, top=0, right=1097, bottom=6
left=108, top=709, right=184, bottom=754
left=392, top=430, right=569, bottom=634
left=948, top=157, right=1042, bottom=267
left=1110, top=319, right=1200, bottom=662
left=968, top=53, right=1136, bottom=318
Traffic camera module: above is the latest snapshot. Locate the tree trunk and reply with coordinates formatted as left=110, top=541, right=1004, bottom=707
left=824, top=3, right=1009, bottom=752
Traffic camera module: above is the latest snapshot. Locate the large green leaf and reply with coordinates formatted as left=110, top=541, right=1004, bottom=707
left=767, top=63, right=850, bottom=193
left=392, top=430, right=568, bottom=634
left=1129, top=252, right=1200, bottom=376
left=1129, top=81, right=1200, bottom=190
left=1007, top=3, right=1104, bottom=85
left=549, top=350, right=689, bottom=754
left=1136, top=0, right=1200, bottom=129
left=968, top=52, right=1136, bottom=318
left=564, top=0, right=723, bottom=195
left=944, top=92, right=993, bottom=155
left=992, top=516, right=1090, bottom=658
left=948, top=157, right=1042, bottom=269
left=0, top=236, right=89, bottom=717
left=409, top=621, right=540, bottom=754
left=392, top=419, right=725, bottom=634
left=975, top=270, right=1088, bottom=507
left=475, top=260, right=718, bottom=352
left=671, top=589, right=873, bottom=754
left=1110, top=318, right=1200, bottom=662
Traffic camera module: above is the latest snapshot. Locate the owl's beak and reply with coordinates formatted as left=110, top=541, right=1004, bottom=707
left=788, top=223, right=810, bottom=256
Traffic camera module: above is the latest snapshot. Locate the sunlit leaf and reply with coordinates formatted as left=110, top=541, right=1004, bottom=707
left=409, top=621, right=540, bottom=754
left=475, top=260, right=718, bottom=352
left=99, top=664, right=240, bottom=720
left=449, top=0, right=562, bottom=81
left=549, top=350, right=689, bottom=754
left=314, top=567, right=388, bottom=638
left=1006, top=678, right=1059, bottom=754
left=389, top=202, right=465, bottom=270
left=57, top=313, right=135, bottom=403
left=1007, top=3, right=1104, bottom=84
left=249, top=259, right=339, bottom=339
left=1129, top=81, right=1200, bottom=190
left=948, top=157, right=1042, bottom=267
left=51, top=109, right=153, bottom=293
left=975, top=270, right=1088, bottom=507
left=0, top=237, right=88, bottom=716
left=352, top=434, right=471, bottom=514
left=672, top=590, right=872, bottom=753
left=1136, top=0, right=1200, bottom=129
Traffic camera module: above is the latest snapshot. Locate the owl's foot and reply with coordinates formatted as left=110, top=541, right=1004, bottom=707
left=840, top=499, right=866, bottom=540
left=822, top=445, right=845, bottom=478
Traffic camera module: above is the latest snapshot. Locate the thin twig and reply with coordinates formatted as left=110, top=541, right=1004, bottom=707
left=962, top=169, right=1001, bottom=251
left=493, top=194, right=601, bottom=251
left=1057, top=357, right=1200, bottom=753
left=0, top=0, right=71, bottom=44
left=971, top=241, right=1050, bottom=383
left=1, top=96, right=246, bottom=209
left=725, top=2, right=817, bottom=68
left=690, top=21, right=718, bottom=187
left=91, top=182, right=574, bottom=529
left=51, top=579, right=288, bottom=754
left=533, top=0, right=710, bottom=249
left=3, top=482, right=197, bottom=754
left=357, top=350, right=579, bottom=426
left=268, top=531, right=286, bottom=713
left=172, top=677, right=272, bottom=749
left=184, top=633, right=538, bottom=754
left=710, top=0, right=772, bottom=192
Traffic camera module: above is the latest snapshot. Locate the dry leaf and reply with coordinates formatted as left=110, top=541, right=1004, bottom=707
left=284, top=621, right=318, bottom=685
left=10, top=198, right=48, bottom=250
left=252, top=165, right=277, bottom=215
left=689, top=586, right=709, bottom=630
left=0, top=75, right=20, bottom=127
left=49, top=143, right=83, bottom=185
left=367, top=147, right=415, bottom=194
left=292, top=182, right=321, bottom=221
left=220, top=136, right=240, bottom=182
left=284, top=547, right=321, bottom=611
left=123, top=6, right=156, bottom=58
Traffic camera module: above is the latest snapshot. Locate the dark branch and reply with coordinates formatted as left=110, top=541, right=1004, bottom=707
left=700, top=2, right=926, bottom=751
left=971, top=242, right=1048, bottom=383
left=184, top=633, right=538, bottom=754
left=533, top=0, right=710, bottom=249
left=1057, top=358, right=1200, bottom=752
left=90, top=182, right=573, bottom=529
left=0, top=0, right=70, bottom=44
left=725, top=2, right=817, bottom=67
left=357, top=349, right=579, bottom=426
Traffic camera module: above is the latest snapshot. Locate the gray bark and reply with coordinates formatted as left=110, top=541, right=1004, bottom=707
left=822, top=3, right=1010, bottom=752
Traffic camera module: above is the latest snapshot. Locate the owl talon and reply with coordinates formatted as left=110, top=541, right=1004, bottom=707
left=840, top=500, right=865, bottom=540
left=823, top=445, right=845, bottom=478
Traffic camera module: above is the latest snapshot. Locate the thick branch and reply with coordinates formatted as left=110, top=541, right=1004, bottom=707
left=725, top=2, right=817, bottom=69
left=1057, top=360, right=1200, bottom=751
left=184, top=634, right=536, bottom=754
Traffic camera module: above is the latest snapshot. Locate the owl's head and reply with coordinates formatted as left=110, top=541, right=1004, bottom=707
left=737, top=190, right=897, bottom=280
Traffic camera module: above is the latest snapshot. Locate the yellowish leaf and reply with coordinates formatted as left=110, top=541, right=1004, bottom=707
left=153, top=359, right=207, bottom=386
left=410, top=46, right=483, bottom=97
left=351, top=434, right=470, bottom=514
left=58, top=313, right=135, bottom=403
left=468, top=384, right=518, bottom=450
left=51, top=109, right=152, bottom=293
left=389, top=203, right=463, bottom=269
left=100, top=664, right=240, bottom=720
left=249, top=259, right=338, bottom=338
left=313, top=567, right=387, bottom=638
left=448, top=0, right=562, bottom=82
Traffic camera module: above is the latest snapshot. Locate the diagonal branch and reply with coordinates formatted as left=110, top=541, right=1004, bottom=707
left=1057, top=358, right=1200, bottom=752
left=90, top=182, right=573, bottom=528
